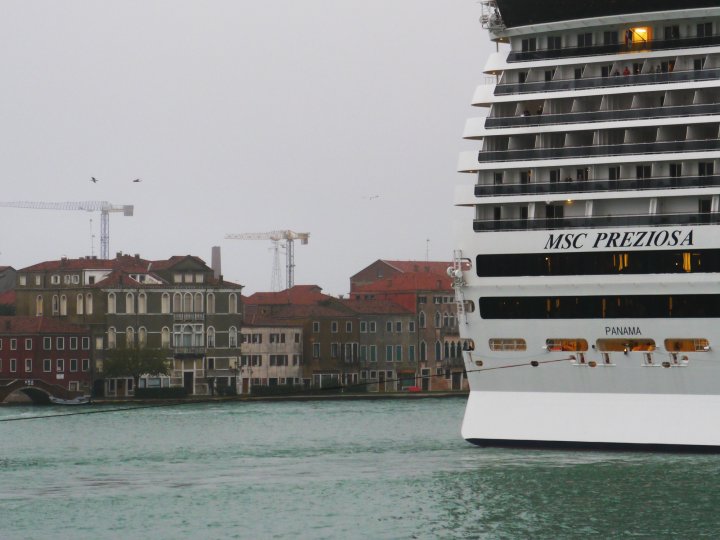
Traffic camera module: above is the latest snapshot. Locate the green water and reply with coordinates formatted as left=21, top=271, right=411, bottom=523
left=1, top=398, right=720, bottom=539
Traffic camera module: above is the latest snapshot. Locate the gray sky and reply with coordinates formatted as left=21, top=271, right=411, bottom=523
left=0, top=1, right=490, bottom=295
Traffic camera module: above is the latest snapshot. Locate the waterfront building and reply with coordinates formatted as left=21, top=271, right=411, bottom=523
left=14, top=253, right=242, bottom=396
left=0, top=316, right=92, bottom=403
left=350, top=261, right=468, bottom=391
left=238, top=323, right=305, bottom=393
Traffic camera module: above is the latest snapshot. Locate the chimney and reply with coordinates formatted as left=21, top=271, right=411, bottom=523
left=211, top=246, right=221, bottom=279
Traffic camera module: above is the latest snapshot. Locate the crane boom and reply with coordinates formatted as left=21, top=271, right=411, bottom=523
left=0, top=200, right=134, bottom=259
left=225, top=230, right=310, bottom=290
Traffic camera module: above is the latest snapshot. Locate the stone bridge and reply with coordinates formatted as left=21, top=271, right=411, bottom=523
left=0, top=379, right=84, bottom=404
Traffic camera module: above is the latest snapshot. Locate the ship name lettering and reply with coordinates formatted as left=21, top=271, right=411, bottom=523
left=605, top=326, right=642, bottom=336
left=544, top=233, right=588, bottom=250
left=590, top=230, right=693, bottom=249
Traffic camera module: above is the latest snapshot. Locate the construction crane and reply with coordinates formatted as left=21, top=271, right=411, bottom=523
left=0, top=201, right=134, bottom=260
left=225, top=230, right=310, bottom=291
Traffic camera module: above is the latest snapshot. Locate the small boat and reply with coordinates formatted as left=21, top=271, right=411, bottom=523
left=49, top=395, right=91, bottom=406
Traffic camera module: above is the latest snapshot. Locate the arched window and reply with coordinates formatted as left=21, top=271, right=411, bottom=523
left=172, top=293, right=182, bottom=313
left=108, top=293, right=116, bottom=314
left=207, top=293, right=215, bottom=314
left=138, top=293, right=147, bottom=314
left=420, top=341, right=427, bottom=361
left=194, top=293, right=203, bottom=313
left=138, top=327, right=147, bottom=348
left=126, top=293, right=134, bottom=314
left=86, top=293, right=93, bottom=315
left=418, top=311, right=426, bottom=329
left=229, top=293, right=237, bottom=314
left=76, top=294, right=84, bottom=315
left=444, top=341, right=450, bottom=359
left=36, top=295, right=43, bottom=316
left=443, top=313, right=450, bottom=328
left=207, top=327, right=216, bottom=348
left=60, top=295, right=67, bottom=316
left=108, top=327, right=116, bottom=349
left=126, top=327, right=135, bottom=348
left=451, top=342, right=457, bottom=358
left=161, top=293, right=170, bottom=314
left=434, top=312, right=442, bottom=328
left=435, top=340, right=442, bottom=360
left=161, top=327, right=170, bottom=348
left=229, top=326, right=238, bottom=348
left=183, top=293, right=193, bottom=313
left=52, top=295, right=59, bottom=315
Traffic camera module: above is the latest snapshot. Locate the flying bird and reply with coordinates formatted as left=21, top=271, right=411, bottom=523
left=91, top=177, right=98, bottom=183
left=133, top=178, right=142, bottom=183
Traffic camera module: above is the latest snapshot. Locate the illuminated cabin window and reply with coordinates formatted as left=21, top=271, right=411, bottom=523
left=596, top=339, right=656, bottom=352
left=489, top=338, right=527, bottom=351
left=627, top=26, right=652, bottom=48
left=546, top=339, right=588, bottom=352
left=664, top=339, right=710, bottom=352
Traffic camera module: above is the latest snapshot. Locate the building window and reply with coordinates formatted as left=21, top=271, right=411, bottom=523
left=161, top=327, right=170, bottom=348
left=206, top=293, right=215, bottom=314
left=207, top=327, right=216, bottom=348
left=56, top=358, right=64, bottom=372
left=19, top=275, right=27, bottom=286
left=331, top=343, right=339, bottom=358
left=386, top=321, right=392, bottom=332
left=43, top=359, right=52, bottom=372
left=70, top=359, right=78, bottom=372
left=369, top=345, right=377, bottom=362
left=408, top=321, right=415, bottom=332
left=434, top=312, right=442, bottom=328
left=25, top=358, right=32, bottom=372
left=409, top=345, right=415, bottom=362
left=82, top=337, right=90, bottom=350
left=313, top=321, right=320, bottom=333
left=229, top=293, right=238, bottom=314
left=36, top=295, right=43, bottom=316
left=396, top=345, right=402, bottom=362
left=360, top=345, right=367, bottom=361
left=60, top=295, right=67, bottom=316
left=161, top=293, right=170, bottom=314
left=82, top=359, right=90, bottom=371
left=138, top=327, right=147, bottom=348
left=194, top=293, right=203, bottom=313
left=51, top=274, right=60, bottom=285
left=69, top=337, right=77, bottom=350
left=86, top=293, right=93, bottom=315
left=419, top=311, right=426, bottom=329
left=369, top=321, right=376, bottom=333
left=331, top=321, right=338, bottom=333
left=173, top=293, right=182, bottom=313
left=108, top=293, right=116, bottom=314
left=313, top=343, right=320, bottom=358
left=108, top=328, right=116, bottom=349
left=126, top=327, right=135, bottom=347
left=435, top=341, right=442, bottom=360
left=52, top=295, right=59, bottom=315
left=229, top=327, right=238, bottom=348
left=183, top=293, right=193, bottom=313
left=395, top=321, right=402, bottom=333
left=10, top=358, right=17, bottom=372
left=345, top=321, right=352, bottom=333
left=138, top=293, right=147, bottom=314
left=43, top=337, right=51, bottom=350
left=10, top=339, right=17, bottom=351
left=25, top=338, right=32, bottom=350
left=420, top=341, right=427, bottom=361
left=360, top=321, right=367, bottom=333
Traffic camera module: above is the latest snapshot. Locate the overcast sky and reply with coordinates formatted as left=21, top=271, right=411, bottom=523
left=0, top=1, right=491, bottom=295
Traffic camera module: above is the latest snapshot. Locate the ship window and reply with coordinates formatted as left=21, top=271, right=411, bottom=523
left=603, top=31, right=618, bottom=45
left=546, top=339, right=588, bottom=352
left=663, top=25, right=679, bottom=40
left=547, top=36, right=561, bottom=50
left=577, top=33, right=592, bottom=47
left=669, top=163, right=682, bottom=178
left=574, top=68, right=582, bottom=80
left=596, top=339, right=655, bottom=352
left=664, top=339, right=709, bottom=352
left=520, top=170, right=531, bottom=184
left=699, top=199, right=711, bottom=214
left=608, top=166, right=620, bottom=180
left=521, top=38, right=536, bottom=52
left=630, top=27, right=650, bottom=46
left=493, top=172, right=503, bottom=185
left=699, top=162, right=714, bottom=176
left=697, top=23, right=712, bottom=38
left=489, top=338, right=527, bottom=352
left=518, top=71, right=527, bottom=84
left=544, top=69, right=554, bottom=81
left=694, top=58, right=705, bottom=71
left=636, top=165, right=651, bottom=179
left=549, top=169, right=560, bottom=183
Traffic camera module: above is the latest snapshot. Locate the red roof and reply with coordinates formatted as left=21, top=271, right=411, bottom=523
left=352, top=271, right=452, bottom=293
left=0, top=316, right=90, bottom=335
left=340, top=298, right=412, bottom=314
left=381, top=260, right=451, bottom=275
left=245, top=285, right=328, bottom=306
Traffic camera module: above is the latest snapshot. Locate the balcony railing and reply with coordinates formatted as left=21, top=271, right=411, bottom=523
left=475, top=174, right=720, bottom=197
left=478, top=139, right=720, bottom=163
left=494, top=68, right=720, bottom=96
left=484, top=103, right=720, bottom=129
left=173, top=312, right=205, bottom=321
left=507, top=34, right=720, bottom=63
left=173, top=346, right=206, bottom=355
left=473, top=212, right=720, bottom=232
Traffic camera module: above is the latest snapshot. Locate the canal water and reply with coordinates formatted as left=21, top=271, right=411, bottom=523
left=2, top=397, right=720, bottom=539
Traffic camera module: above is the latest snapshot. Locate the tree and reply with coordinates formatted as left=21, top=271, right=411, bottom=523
left=102, top=346, right=171, bottom=391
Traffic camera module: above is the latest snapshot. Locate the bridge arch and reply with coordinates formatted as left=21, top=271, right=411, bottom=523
left=3, top=386, right=52, bottom=404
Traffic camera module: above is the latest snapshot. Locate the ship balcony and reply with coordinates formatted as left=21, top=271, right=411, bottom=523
left=494, top=68, right=720, bottom=97
left=475, top=174, right=720, bottom=197
left=473, top=212, right=720, bottom=232
left=507, top=34, right=720, bottom=63
left=478, top=139, right=720, bottom=163
left=482, top=103, right=720, bottom=130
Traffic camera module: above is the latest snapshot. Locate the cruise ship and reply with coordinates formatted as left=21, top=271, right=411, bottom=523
left=453, top=0, right=720, bottom=450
